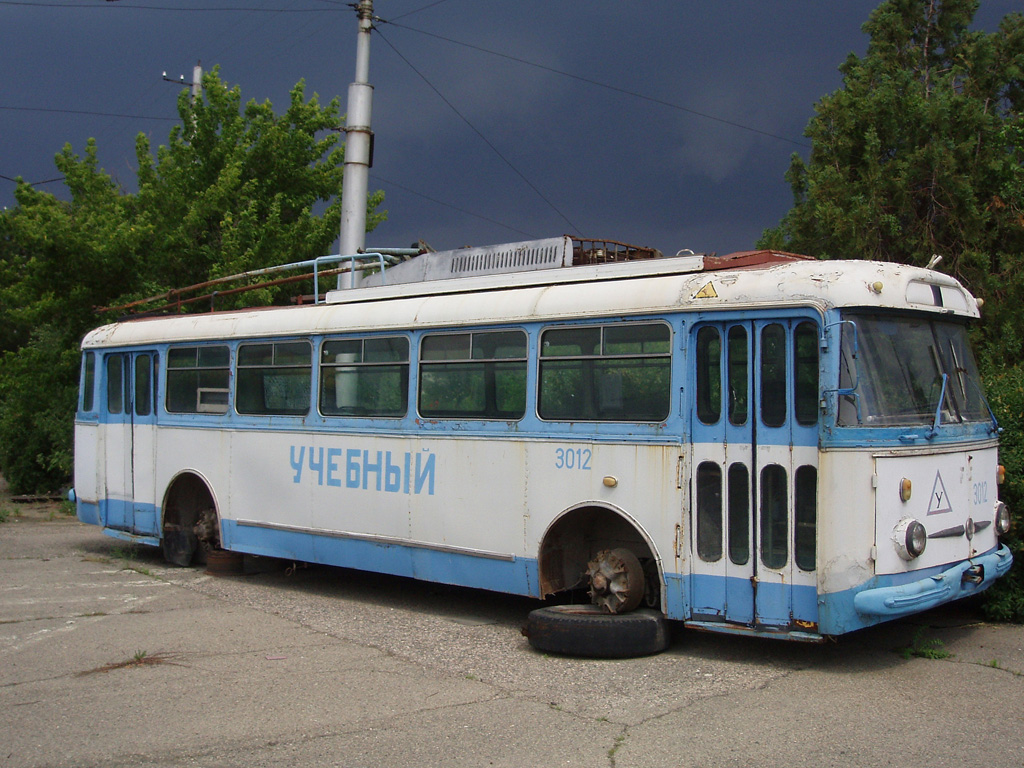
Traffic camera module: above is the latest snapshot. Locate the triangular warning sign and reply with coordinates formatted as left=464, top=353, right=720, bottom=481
left=927, top=471, right=953, bottom=515
left=694, top=282, right=718, bottom=299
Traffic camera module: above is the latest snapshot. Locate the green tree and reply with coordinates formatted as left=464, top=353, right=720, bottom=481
left=0, top=142, right=148, bottom=491
left=761, top=0, right=1023, bottom=357
left=133, top=68, right=384, bottom=301
left=0, top=69, right=384, bottom=492
left=759, top=0, right=1024, bottom=619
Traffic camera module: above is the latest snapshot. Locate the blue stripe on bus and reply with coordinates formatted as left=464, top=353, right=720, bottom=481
left=220, top=519, right=540, bottom=597
left=687, top=573, right=818, bottom=627
left=76, top=500, right=102, bottom=527
left=78, top=498, right=161, bottom=537
left=79, top=497, right=1009, bottom=637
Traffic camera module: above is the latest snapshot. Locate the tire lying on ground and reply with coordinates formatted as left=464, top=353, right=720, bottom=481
left=524, top=605, right=669, bottom=658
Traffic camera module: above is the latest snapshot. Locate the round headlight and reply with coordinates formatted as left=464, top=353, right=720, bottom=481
left=995, top=501, right=1011, bottom=535
left=893, top=518, right=928, bottom=560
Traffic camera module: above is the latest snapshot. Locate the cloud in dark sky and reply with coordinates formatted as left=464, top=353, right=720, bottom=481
left=2, top=0, right=1019, bottom=258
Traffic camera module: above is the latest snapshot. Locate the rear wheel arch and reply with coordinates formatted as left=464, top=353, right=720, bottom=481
left=160, top=471, right=220, bottom=566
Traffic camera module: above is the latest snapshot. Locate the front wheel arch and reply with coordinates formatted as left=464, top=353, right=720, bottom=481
left=537, top=503, right=664, bottom=612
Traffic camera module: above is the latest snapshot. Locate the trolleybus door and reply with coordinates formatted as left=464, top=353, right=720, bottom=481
left=689, top=319, right=819, bottom=631
left=102, top=352, right=157, bottom=534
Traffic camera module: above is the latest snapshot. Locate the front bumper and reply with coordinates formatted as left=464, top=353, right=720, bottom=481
left=854, top=545, right=1013, bottom=618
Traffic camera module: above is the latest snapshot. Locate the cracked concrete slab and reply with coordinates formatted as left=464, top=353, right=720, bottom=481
left=1, top=514, right=1022, bottom=768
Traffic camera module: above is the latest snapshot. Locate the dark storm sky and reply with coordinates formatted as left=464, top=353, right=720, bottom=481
left=1, top=1, right=1019, bottom=258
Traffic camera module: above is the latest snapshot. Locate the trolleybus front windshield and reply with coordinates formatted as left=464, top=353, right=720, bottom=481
left=838, top=313, right=988, bottom=427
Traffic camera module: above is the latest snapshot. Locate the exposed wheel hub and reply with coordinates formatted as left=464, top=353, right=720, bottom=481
left=586, top=548, right=644, bottom=614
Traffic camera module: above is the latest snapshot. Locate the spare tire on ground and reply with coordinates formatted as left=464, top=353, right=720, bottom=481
left=524, top=605, right=669, bottom=658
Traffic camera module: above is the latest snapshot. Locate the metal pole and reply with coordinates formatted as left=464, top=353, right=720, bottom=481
left=191, top=62, right=203, bottom=103
left=338, top=0, right=374, bottom=286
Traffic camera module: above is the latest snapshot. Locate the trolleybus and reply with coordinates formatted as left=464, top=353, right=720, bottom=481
left=72, top=236, right=1013, bottom=643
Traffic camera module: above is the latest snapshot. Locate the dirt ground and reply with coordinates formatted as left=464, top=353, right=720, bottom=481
left=0, top=473, right=72, bottom=522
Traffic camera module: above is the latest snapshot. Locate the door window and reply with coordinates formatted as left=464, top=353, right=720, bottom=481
left=760, top=464, right=788, bottom=569
left=695, top=326, right=721, bottom=424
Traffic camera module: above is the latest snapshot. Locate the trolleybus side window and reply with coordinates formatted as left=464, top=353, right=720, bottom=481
left=793, top=322, right=819, bottom=426
left=538, top=322, right=671, bottom=422
left=81, top=351, right=96, bottom=412
left=760, top=463, right=788, bottom=569
left=794, top=465, right=817, bottom=571
left=106, top=353, right=127, bottom=414
left=320, top=336, right=409, bottom=417
left=167, top=345, right=230, bottom=414
left=727, top=326, right=748, bottom=425
left=237, top=341, right=312, bottom=416
left=134, top=354, right=155, bottom=417
left=696, top=461, right=723, bottom=562
left=695, top=327, right=721, bottom=424
left=418, top=330, right=527, bottom=419
left=727, top=463, right=750, bottom=565
left=760, top=324, right=787, bottom=428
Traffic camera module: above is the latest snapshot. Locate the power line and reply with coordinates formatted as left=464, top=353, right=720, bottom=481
left=371, top=173, right=537, bottom=239
left=387, top=0, right=453, bottom=23
left=0, top=105, right=178, bottom=122
left=0, top=2, right=337, bottom=10
left=0, top=172, right=63, bottom=186
left=376, top=27, right=582, bottom=235
left=380, top=19, right=811, bottom=150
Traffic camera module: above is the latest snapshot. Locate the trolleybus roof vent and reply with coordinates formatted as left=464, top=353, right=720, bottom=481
left=356, top=236, right=665, bottom=288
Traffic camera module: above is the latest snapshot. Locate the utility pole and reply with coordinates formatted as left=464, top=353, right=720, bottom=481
left=338, top=0, right=374, bottom=275
left=191, top=61, right=203, bottom=103
left=162, top=61, right=203, bottom=103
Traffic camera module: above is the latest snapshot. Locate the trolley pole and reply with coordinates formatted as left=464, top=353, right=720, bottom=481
left=338, top=0, right=375, bottom=285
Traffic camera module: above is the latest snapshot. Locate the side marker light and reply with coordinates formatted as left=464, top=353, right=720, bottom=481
left=899, top=478, right=912, bottom=503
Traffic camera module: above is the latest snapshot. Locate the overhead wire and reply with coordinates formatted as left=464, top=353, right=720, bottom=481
left=4, top=1, right=810, bottom=230
left=375, top=26, right=582, bottom=235
left=0, top=2, right=336, bottom=11
left=380, top=19, right=811, bottom=150
left=370, top=173, right=538, bottom=239
left=386, top=0, right=453, bottom=23
left=0, top=105, right=178, bottom=122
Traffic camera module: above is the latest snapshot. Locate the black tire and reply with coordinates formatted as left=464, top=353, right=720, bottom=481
left=524, top=605, right=669, bottom=658
left=205, top=549, right=244, bottom=576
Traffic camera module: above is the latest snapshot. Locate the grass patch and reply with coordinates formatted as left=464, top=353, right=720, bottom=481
left=896, top=628, right=952, bottom=660
left=608, top=734, right=626, bottom=762
left=76, top=650, right=181, bottom=677
left=0, top=505, right=14, bottom=523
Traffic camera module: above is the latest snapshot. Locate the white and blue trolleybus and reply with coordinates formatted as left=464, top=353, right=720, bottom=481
left=72, top=236, right=1014, bottom=646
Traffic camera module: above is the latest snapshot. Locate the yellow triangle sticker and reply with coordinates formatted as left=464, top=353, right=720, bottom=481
left=694, top=282, right=718, bottom=299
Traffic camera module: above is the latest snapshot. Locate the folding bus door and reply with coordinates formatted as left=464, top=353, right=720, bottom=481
left=101, top=351, right=158, bottom=534
left=689, top=319, right=819, bottom=632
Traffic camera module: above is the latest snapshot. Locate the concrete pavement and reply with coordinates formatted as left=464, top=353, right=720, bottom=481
left=1, top=511, right=1022, bottom=767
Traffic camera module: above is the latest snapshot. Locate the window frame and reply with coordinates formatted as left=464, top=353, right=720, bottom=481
left=417, top=329, right=528, bottom=421
left=537, top=321, right=672, bottom=423
left=235, top=340, right=313, bottom=417
left=166, top=344, right=231, bottom=415
left=319, top=335, right=410, bottom=419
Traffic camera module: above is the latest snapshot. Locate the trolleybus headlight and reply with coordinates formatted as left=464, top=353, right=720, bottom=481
left=995, top=502, right=1011, bottom=535
left=893, top=518, right=928, bottom=560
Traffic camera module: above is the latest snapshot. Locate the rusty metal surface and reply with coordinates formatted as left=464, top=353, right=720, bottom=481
left=587, top=548, right=645, bottom=614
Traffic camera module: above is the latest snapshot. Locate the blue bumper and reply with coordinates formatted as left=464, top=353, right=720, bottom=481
left=854, top=545, right=1013, bottom=618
